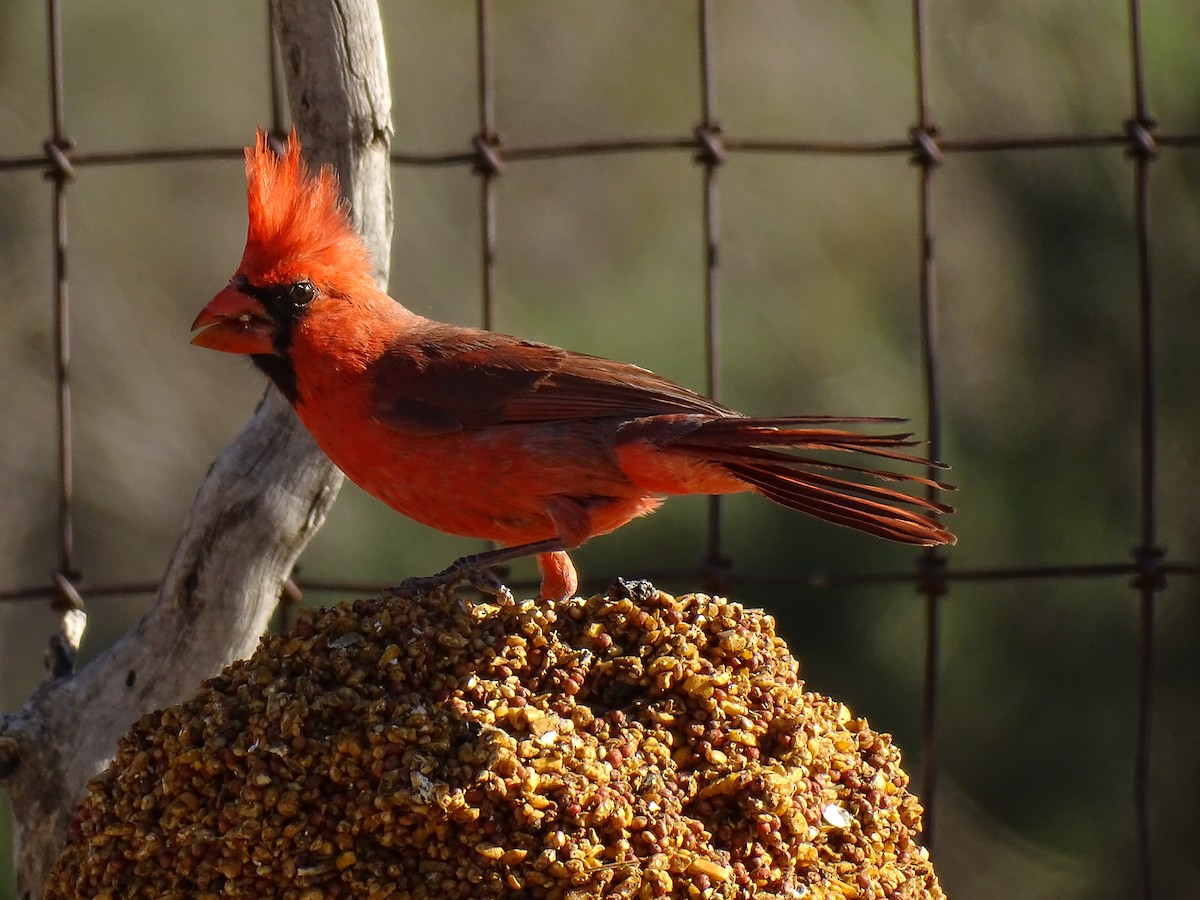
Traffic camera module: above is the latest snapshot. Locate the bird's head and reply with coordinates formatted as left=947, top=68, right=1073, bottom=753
left=190, top=130, right=376, bottom=361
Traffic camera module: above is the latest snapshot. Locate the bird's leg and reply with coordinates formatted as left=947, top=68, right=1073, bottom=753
left=536, top=550, right=579, bottom=602
left=390, top=538, right=566, bottom=600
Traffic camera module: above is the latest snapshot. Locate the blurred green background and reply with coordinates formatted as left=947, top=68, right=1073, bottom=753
left=2, top=2, right=1199, bottom=898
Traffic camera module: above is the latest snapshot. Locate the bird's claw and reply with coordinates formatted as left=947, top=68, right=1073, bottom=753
left=464, top=567, right=514, bottom=602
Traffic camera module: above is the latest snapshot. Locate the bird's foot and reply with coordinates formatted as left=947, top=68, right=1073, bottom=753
left=388, top=539, right=566, bottom=603
left=388, top=558, right=513, bottom=602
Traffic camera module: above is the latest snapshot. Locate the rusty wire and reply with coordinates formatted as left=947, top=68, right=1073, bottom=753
left=907, top=0, right=944, bottom=848
left=0, top=2, right=1196, bottom=898
left=695, top=0, right=730, bottom=591
left=474, top=0, right=500, bottom=333
left=1125, top=1, right=1162, bottom=894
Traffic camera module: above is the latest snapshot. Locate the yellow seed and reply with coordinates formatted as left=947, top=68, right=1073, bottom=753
left=378, top=643, right=401, bottom=665
left=476, top=844, right=505, bottom=860
left=686, top=857, right=731, bottom=882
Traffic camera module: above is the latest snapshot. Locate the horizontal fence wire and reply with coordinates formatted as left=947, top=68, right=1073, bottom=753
left=7, top=130, right=1200, bottom=175
left=2, top=1, right=1197, bottom=898
left=2, top=559, right=1190, bottom=606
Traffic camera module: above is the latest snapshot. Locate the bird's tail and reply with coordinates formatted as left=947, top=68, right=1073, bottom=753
left=672, top=416, right=956, bottom=547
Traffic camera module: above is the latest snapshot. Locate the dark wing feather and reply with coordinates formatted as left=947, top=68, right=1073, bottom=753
left=369, top=324, right=732, bottom=435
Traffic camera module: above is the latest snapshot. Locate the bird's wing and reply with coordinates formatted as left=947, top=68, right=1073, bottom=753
left=368, top=324, right=731, bottom=435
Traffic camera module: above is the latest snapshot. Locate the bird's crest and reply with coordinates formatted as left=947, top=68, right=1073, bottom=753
left=239, top=129, right=372, bottom=286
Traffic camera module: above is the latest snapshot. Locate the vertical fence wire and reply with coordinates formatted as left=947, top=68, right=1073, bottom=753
left=267, top=1, right=300, bottom=635
left=267, top=4, right=288, bottom=143
left=1125, top=1, right=1160, bottom=897
left=909, top=0, right=947, bottom=848
left=696, top=0, right=729, bottom=584
left=47, top=0, right=72, bottom=583
left=474, top=0, right=500, bottom=332
left=43, top=0, right=87, bottom=672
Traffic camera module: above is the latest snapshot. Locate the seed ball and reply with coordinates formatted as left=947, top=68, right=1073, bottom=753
left=45, top=584, right=944, bottom=899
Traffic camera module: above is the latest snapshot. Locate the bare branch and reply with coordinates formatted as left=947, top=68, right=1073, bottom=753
left=0, top=2, right=392, bottom=895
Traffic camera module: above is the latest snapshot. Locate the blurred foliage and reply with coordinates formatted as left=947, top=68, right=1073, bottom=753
left=2, top=2, right=1199, bottom=898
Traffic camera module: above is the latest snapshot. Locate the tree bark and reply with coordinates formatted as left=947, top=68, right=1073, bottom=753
left=0, top=2, right=392, bottom=896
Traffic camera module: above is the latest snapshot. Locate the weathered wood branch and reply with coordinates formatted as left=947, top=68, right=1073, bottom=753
left=0, top=2, right=392, bottom=895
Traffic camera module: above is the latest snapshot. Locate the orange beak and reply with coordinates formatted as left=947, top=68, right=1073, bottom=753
left=190, top=283, right=276, bottom=355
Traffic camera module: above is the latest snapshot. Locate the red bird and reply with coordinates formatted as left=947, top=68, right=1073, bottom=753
left=192, top=132, right=954, bottom=600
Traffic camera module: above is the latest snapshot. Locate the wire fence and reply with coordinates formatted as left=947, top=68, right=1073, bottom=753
left=2, top=1, right=1198, bottom=898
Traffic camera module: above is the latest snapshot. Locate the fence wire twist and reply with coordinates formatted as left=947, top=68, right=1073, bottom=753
left=2, top=2, right=1198, bottom=898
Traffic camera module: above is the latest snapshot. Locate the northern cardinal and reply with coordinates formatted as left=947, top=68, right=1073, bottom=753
left=192, top=132, right=954, bottom=600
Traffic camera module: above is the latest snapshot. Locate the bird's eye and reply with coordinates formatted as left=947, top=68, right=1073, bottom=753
left=290, top=280, right=317, bottom=306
